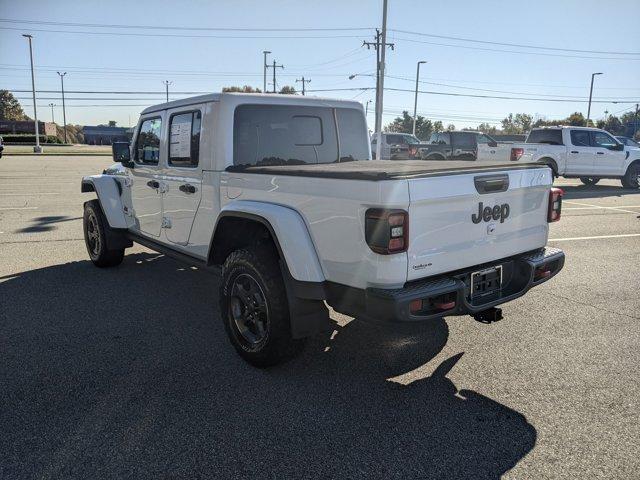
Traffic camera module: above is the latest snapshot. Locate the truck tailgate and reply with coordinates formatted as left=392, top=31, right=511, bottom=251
left=407, top=167, right=551, bottom=281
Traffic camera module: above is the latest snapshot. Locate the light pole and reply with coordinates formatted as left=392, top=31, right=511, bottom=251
left=262, top=50, right=271, bottom=93
left=365, top=99, right=372, bottom=117
left=162, top=80, right=172, bottom=102
left=22, top=34, right=41, bottom=153
left=49, top=103, right=55, bottom=123
left=57, top=71, right=67, bottom=143
left=586, top=72, right=603, bottom=127
left=412, top=60, right=426, bottom=137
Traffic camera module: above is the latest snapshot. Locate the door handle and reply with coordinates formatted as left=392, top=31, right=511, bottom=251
left=570, top=151, right=579, bottom=154
left=179, top=183, right=197, bottom=194
left=596, top=152, right=605, bottom=155
left=147, top=180, right=160, bottom=189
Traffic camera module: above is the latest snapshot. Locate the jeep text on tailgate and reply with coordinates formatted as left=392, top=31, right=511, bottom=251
left=81, top=92, right=565, bottom=367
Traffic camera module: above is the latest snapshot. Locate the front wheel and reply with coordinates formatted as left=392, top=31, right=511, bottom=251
left=621, top=163, right=640, bottom=189
left=83, top=200, right=124, bottom=267
left=219, top=245, right=304, bottom=367
left=580, top=177, right=600, bottom=186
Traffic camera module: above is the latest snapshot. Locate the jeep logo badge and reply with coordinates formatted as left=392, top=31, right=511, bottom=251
left=472, top=202, right=510, bottom=224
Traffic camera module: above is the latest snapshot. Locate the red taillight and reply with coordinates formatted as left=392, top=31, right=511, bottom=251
left=409, top=147, right=417, bottom=156
left=365, top=208, right=408, bottom=254
left=548, top=187, right=563, bottom=222
left=510, top=147, right=524, bottom=161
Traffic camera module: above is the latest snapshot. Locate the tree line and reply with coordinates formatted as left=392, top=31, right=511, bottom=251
left=386, top=109, right=639, bottom=141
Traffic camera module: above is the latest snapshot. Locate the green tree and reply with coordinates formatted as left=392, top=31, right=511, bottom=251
left=566, top=112, right=586, bottom=126
left=279, top=86, right=296, bottom=94
left=108, top=120, right=117, bottom=127
left=501, top=113, right=533, bottom=134
left=0, top=90, right=28, bottom=121
left=384, top=110, right=433, bottom=140
left=432, top=121, right=444, bottom=133
left=477, top=122, right=498, bottom=135
left=602, top=115, right=625, bottom=135
left=222, top=85, right=262, bottom=93
left=446, top=123, right=456, bottom=131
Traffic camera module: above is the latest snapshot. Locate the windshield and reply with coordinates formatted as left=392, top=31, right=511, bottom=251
left=617, top=136, right=640, bottom=147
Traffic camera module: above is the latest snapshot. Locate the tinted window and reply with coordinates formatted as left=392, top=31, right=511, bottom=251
left=453, top=132, right=476, bottom=148
left=386, top=134, right=401, bottom=145
left=570, top=130, right=590, bottom=147
left=437, top=133, right=451, bottom=145
left=169, top=111, right=201, bottom=167
left=336, top=108, right=370, bottom=161
left=234, top=105, right=338, bottom=166
left=429, top=133, right=438, bottom=144
left=526, top=129, right=563, bottom=145
left=591, top=131, right=618, bottom=149
left=136, top=117, right=162, bottom=164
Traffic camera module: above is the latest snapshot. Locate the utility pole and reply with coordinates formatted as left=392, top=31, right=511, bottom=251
left=365, top=99, right=371, bottom=117
left=296, top=77, right=310, bottom=95
left=22, top=34, right=41, bottom=153
left=362, top=28, right=393, bottom=144
left=49, top=103, right=55, bottom=123
left=586, top=72, right=602, bottom=127
left=262, top=50, right=271, bottom=93
left=413, top=61, right=426, bottom=136
left=162, top=80, right=172, bottom=102
left=57, top=71, right=67, bottom=143
left=266, top=59, right=284, bottom=93
left=375, top=0, right=389, bottom=161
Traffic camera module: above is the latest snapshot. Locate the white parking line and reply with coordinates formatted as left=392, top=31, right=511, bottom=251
left=549, top=233, right=640, bottom=242
left=0, top=206, right=39, bottom=210
left=0, top=193, right=60, bottom=196
left=563, top=201, right=640, bottom=214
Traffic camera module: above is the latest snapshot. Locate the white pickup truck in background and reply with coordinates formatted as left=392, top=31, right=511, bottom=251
left=513, top=126, right=640, bottom=188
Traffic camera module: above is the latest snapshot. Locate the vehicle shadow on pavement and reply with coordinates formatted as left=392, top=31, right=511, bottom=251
left=15, top=215, right=81, bottom=233
left=560, top=184, right=640, bottom=200
left=0, top=253, right=536, bottom=480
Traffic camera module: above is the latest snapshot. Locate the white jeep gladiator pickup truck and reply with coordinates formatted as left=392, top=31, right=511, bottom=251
left=81, top=93, right=565, bottom=367
left=513, top=126, right=640, bottom=188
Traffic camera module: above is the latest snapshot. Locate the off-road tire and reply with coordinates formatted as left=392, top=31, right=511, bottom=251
left=83, top=200, right=125, bottom=267
left=621, top=163, right=640, bottom=189
left=579, top=177, right=600, bottom=186
left=219, top=245, right=304, bottom=367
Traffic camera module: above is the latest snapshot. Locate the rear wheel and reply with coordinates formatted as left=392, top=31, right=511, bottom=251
left=219, top=245, right=304, bottom=367
left=621, top=163, right=640, bottom=189
left=580, top=177, right=600, bottom=186
left=83, top=200, right=124, bottom=267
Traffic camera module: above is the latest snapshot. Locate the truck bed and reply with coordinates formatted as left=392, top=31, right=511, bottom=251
left=227, top=160, right=543, bottom=180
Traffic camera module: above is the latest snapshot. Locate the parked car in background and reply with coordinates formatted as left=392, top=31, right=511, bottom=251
left=513, top=126, right=640, bottom=188
left=412, top=131, right=518, bottom=163
left=371, top=132, right=420, bottom=159
left=0, top=135, right=4, bottom=158
left=615, top=136, right=640, bottom=148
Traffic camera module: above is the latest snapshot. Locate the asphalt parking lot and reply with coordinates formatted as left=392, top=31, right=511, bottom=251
left=1, top=155, right=639, bottom=479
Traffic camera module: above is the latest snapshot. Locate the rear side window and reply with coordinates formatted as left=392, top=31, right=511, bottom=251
left=437, top=133, right=451, bottom=145
left=570, top=130, right=590, bottom=147
left=453, top=132, right=476, bottom=148
left=233, top=104, right=368, bottom=166
left=527, top=129, right=563, bottom=145
left=336, top=108, right=369, bottom=162
left=169, top=111, right=201, bottom=167
left=135, top=117, right=162, bottom=164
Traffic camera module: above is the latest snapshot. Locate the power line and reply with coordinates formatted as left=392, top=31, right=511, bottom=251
left=392, top=36, right=640, bottom=61
left=390, top=29, right=640, bottom=56
left=0, top=26, right=364, bottom=39
left=0, top=18, right=372, bottom=32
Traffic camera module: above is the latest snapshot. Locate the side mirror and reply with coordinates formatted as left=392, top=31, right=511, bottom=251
left=488, top=141, right=498, bottom=148
left=112, top=142, right=133, bottom=167
left=612, top=143, right=624, bottom=151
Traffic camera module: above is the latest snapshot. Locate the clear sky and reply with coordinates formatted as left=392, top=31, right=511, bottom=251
left=1, top=0, right=639, bottom=129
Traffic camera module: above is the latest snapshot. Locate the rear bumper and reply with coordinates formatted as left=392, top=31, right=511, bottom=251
left=327, top=247, right=564, bottom=323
